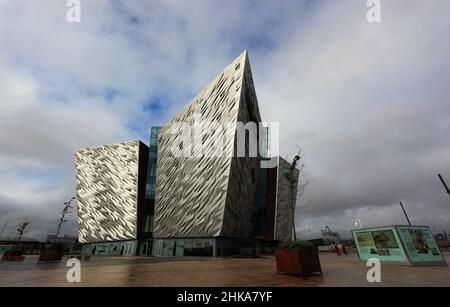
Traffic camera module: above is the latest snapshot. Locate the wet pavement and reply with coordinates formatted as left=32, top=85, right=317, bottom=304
left=0, top=253, right=449, bottom=287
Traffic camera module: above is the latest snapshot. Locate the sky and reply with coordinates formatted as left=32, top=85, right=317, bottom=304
left=0, top=0, right=449, bottom=240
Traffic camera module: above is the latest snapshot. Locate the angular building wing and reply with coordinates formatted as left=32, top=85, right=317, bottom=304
left=75, top=140, right=148, bottom=243
left=274, top=157, right=299, bottom=241
left=251, top=156, right=298, bottom=242
left=153, top=51, right=262, bottom=239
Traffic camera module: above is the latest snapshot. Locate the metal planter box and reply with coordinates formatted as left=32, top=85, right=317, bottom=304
left=38, top=244, right=65, bottom=263
left=276, top=249, right=323, bottom=277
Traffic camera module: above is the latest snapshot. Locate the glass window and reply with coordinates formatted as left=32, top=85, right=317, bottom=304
left=144, top=215, right=153, bottom=233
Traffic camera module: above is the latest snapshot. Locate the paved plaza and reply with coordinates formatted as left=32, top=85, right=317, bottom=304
left=0, top=253, right=449, bottom=287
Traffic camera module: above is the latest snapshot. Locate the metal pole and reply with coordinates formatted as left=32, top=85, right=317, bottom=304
left=438, top=174, right=450, bottom=196
left=399, top=201, right=412, bottom=226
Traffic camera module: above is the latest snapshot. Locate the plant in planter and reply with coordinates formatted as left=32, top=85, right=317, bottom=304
left=38, top=243, right=66, bottom=263
left=276, top=240, right=322, bottom=277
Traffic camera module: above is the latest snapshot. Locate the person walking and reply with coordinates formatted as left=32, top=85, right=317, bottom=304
left=334, top=244, right=340, bottom=256
left=337, top=243, right=343, bottom=256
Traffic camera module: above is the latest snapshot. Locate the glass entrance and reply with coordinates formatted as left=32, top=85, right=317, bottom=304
left=140, top=240, right=153, bottom=256
left=141, top=242, right=148, bottom=256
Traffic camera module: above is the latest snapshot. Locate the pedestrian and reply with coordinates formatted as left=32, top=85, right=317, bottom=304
left=342, top=244, right=348, bottom=255
left=337, top=243, right=343, bottom=256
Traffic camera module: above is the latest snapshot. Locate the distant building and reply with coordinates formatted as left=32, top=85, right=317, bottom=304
left=0, top=236, right=43, bottom=255
left=46, top=235, right=77, bottom=245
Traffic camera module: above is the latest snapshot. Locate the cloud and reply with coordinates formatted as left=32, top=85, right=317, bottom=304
left=0, top=0, right=449, bottom=240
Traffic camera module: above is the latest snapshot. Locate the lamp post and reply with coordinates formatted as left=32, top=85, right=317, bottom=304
left=399, top=201, right=412, bottom=226
left=55, top=197, right=75, bottom=243
left=354, top=219, right=363, bottom=229
left=438, top=174, right=450, bottom=197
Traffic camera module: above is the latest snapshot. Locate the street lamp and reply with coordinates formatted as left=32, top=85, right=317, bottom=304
left=354, top=219, right=363, bottom=229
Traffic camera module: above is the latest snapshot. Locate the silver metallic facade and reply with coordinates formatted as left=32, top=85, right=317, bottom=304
left=75, top=51, right=300, bottom=257
left=76, top=140, right=145, bottom=243
left=153, top=51, right=262, bottom=239
left=274, top=157, right=299, bottom=241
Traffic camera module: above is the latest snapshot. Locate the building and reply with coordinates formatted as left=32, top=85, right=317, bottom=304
left=75, top=140, right=149, bottom=256
left=151, top=50, right=262, bottom=256
left=75, top=51, right=299, bottom=257
left=252, top=156, right=298, bottom=243
left=0, top=236, right=43, bottom=255
left=46, top=235, right=77, bottom=245
left=140, top=126, right=162, bottom=256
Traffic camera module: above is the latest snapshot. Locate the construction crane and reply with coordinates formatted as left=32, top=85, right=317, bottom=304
left=321, top=225, right=341, bottom=245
